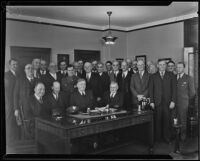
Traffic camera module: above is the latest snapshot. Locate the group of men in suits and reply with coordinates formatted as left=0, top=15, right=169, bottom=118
left=5, top=57, right=196, bottom=145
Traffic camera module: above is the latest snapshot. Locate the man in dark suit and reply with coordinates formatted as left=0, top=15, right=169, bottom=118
left=32, top=58, right=41, bottom=79
left=102, top=81, right=123, bottom=109
left=46, top=81, right=69, bottom=117
left=126, top=58, right=134, bottom=75
left=176, top=62, right=196, bottom=141
left=83, top=62, right=101, bottom=106
left=42, top=62, right=59, bottom=95
left=130, top=60, right=150, bottom=108
left=38, top=59, right=49, bottom=78
left=131, top=60, right=138, bottom=74
left=70, top=79, right=94, bottom=112
left=57, top=60, right=68, bottom=83
left=73, top=61, right=85, bottom=78
left=105, top=61, right=113, bottom=77
left=118, top=61, right=132, bottom=111
left=29, top=82, right=50, bottom=139
left=14, top=64, right=38, bottom=139
left=149, top=59, right=177, bottom=143
left=5, top=59, right=20, bottom=144
left=96, top=62, right=110, bottom=106
left=109, top=60, right=121, bottom=82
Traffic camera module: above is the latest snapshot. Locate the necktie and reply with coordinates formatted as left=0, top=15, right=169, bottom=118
left=39, top=97, right=43, bottom=103
left=86, top=74, right=90, bottom=81
left=177, top=74, right=181, bottom=80
left=122, top=73, right=125, bottom=79
left=110, top=93, right=114, bottom=98
left=161, top=72, right=164, bottom=79
left=139, top=71, right=143, bottom=79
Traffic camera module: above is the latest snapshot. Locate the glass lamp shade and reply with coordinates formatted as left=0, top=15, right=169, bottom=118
left=102, top=35, right=118, bottom=45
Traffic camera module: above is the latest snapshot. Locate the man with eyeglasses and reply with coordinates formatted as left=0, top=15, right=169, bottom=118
left=167, top=60, right=177, bottom=75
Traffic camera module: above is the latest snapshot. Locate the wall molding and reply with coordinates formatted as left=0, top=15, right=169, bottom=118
left=6, top=12, right=198, bottom=32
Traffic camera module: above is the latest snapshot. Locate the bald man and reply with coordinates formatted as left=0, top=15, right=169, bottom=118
left=28, top=82, right=50, bottom=139
left=45, top=81, right=69, bottom=117
left=42, top=62, right=59, bottom=95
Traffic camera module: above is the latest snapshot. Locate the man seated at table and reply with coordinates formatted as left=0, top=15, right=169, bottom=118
left=28, top=82, right=50, bottom=138
left=102, top=81, right=123, bottom=109
left=45, top=81, right=70, bottom=117
left=69, top=78, right=94, bottom=113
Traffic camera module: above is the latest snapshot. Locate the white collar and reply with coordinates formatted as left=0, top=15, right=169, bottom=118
left=10, top=69, right=16, bottom=76
left=78, top=90, right=85, bottom=95
left=34, top=94, right=41, bottom=101
left=123, top=70, right=128, bottom=77
left=50, top=72, right=57, bottom=79
left=86, top=72, right=91, bottom=77
left=177, top=73, right=184, bottom=78
left=114, top=70, right=119, bottom=74
left=160, top=71, right=165, bottom=75
left=139, top=70, right=144, bottom=75
left=110, top=92, right=116, bottom=97
left=26, top=76, right=33, bottom=81
left=99, top=72, right=103, bottom=76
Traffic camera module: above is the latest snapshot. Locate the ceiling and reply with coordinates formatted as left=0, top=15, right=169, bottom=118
left=6, top=2, right=198, bottom=30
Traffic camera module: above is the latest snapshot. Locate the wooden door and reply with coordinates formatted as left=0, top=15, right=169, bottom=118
left=10, top=46, right=51, bottom=74
left=74, top=49, right=100, bottom=63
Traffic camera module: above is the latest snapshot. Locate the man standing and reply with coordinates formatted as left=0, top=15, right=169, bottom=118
left=105, top=61, right=113, bottom=77
left=118, top=61, right=132, bottom=111
left=130, top=60, right=150, bottom=109
left=61, top=65, right=79, bottom=94
left=96, top=62, right=110, bottom=106
left=5, top=59, right=20, bottom=144
left=110, top=60, right=121, bottom=82
left=32, top=58, right=41, bottom=79
left=131, top=60, right=138, bottom=74
left=83, top=62, right=101, bottom=105
left=176, top=62, right=195, bottom=141
left=149, top=59, right=177, bottom=143
left=42, top=62, right=58, bottom=95
left=14, top=64, right=38, bottom=139
left=167, top=60, right=177, bottom=75
left=38, top=59, right=48, bottom=79
left=57, top=61, right=67, bottom=82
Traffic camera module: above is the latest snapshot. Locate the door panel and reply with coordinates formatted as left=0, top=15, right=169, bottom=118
left=10, top=46, right=51, bottom=74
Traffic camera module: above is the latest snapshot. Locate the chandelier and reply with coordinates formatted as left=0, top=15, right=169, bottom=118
left=102, top=11, right=118, bottom=45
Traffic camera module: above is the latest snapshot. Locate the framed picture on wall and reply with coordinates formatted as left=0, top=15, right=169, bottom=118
left=135, top=55, right=147, bottom=64
left=57, top=54, right=69, bottom=70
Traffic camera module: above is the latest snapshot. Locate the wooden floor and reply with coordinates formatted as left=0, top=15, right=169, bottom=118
left=6, top=136, right=198, bottom=159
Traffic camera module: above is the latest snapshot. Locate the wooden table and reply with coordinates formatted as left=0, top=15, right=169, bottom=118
left=35, top=110, right=154, bottom=154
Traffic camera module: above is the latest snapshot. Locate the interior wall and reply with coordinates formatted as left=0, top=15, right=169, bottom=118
left=6, top=20, right=184, bottom=71
left=5, top=20, right=102, bottom=71
left=127, top=22, right=184, bottom=63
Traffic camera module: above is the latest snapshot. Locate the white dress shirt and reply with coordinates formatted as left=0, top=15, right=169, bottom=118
left=50, top=72, right=57, bottom=80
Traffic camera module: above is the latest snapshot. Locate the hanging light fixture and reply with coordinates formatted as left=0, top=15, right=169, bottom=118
left=102, top=11, right=118, bottom=45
